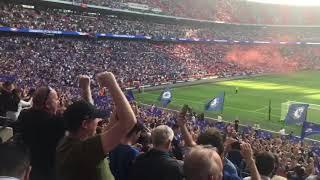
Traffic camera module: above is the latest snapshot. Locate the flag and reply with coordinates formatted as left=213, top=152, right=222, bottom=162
left=126, top=89, right=135, bottom=102
left=0, top=75, right=15, bottom=82
left=159, top=88, right=172, bottom=107
left=284, top=104, right=309, bottom=125
left=205, top=92, right=225, bottom=112
left=301, top=121, right=320, bottom=139
left=289, top=135, right=302, bottom=143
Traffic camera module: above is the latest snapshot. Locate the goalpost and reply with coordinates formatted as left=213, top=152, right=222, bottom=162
left=281, top=101, right=320, bottom=122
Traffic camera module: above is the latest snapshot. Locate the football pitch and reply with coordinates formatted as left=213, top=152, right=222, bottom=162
left=136, top=71, right=320, bottom=138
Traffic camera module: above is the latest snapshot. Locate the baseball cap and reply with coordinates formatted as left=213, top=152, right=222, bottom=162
left=64, top=100, right=109, bottom=132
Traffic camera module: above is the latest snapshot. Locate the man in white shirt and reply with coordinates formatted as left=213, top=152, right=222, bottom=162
left=6, top=99, right=32, bottom=121
left=0, top=143, right=31, bottom=180
left=5, top=89, right=32, bottom=121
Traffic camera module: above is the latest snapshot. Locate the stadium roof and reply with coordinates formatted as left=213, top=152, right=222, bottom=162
left=247, top=0, right=320, bottom=6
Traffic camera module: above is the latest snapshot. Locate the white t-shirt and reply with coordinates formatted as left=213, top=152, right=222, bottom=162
left=244, top=175, right=271, bottom=180
left=6, top=100, right=32, bottom=121
left=0, top=177, right=20, bottom=180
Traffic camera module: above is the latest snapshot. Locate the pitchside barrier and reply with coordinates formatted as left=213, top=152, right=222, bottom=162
left=139, top=103, right=320, bottom=144
left=136, top=73, right=271, bottom=92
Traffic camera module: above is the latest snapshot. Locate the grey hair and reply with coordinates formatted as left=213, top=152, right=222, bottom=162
left=151, top=125, right=174, bottom=147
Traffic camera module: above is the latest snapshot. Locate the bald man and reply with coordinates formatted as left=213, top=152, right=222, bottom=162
left=17, top=75, right=93, bottom=180
left=184, top=146, right=223, bottom=180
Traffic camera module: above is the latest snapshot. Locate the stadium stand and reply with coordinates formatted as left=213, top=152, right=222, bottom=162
left=2, top=2, right=320, bottom=41
left=66, top=0, right=320, bottom=25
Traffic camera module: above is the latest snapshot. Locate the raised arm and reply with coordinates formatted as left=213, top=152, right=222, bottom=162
left=79, top=75, right=94, bottom=105
left=306, top=157, right=315, bottom=176
left=241, top=143, right=261, bottom=180
left=177, top=111, right=197, bottom=147
left=103, top=107, right=118, bottom=132
left=97, top=72, right=137, bottom=153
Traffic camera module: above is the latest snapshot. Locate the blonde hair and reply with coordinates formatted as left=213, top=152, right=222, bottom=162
left=184, top=146, right=222, bottom=180
left=271, top=176, right=287, bottom=180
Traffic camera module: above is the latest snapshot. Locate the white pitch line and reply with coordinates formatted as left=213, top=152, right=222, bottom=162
left=253, top=106, right=268, bottom=112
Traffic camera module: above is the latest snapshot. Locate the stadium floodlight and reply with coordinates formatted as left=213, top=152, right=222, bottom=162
left=247, top=0, right=320, bottom=6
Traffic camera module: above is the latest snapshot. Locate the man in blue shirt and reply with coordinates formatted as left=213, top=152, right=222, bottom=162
left=177, top=110, right=242, bottom=180
left=109, top=122, right=144, bottom=180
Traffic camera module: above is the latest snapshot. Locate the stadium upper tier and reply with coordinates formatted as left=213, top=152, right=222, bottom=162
left=1, top=35, right=320, bottom=90
left=1, top=2, right=320, bottom=42
left=67, top=0, right=320, bottom=25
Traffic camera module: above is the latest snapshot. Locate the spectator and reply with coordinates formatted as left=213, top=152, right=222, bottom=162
left=244, top=152, right=275, bottom=180
left=240, top=143, right=262, bottom=180
left=0, top=143, right=31, bottom=180
left=109, top=122, right=144, bottom=180
left=136, top=130, right=152, bottom=153
left=176, top=109, right=257, bottom=180
left=17, top=86, right=65, bottom=180
left=198, top=129, right=241, bottom=180
left=0, top=81, right=16, bottom=117
left=172, top=124, right=184, bottom=160
left=6, top=89, right=32, bottom=121
left=184, top=145, right=223, bottom=180
left=234, top=120, right=239, bottom=132
left=177, top=113, right=240, bottom=180
left=129, top=125, right=184, bottom=180
left=56, top=72, right=137, bottom=180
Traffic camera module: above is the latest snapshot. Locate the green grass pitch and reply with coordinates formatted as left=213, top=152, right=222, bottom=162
left=136, top=71, right=320, bottom=138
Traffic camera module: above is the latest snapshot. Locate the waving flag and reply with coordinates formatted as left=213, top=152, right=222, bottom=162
left=301, top=121, right=320, bottom=139
left=0, top=75, right=15, bottom=82
left=126, top=89, right=135, bottom=102
left=159, top=88, right=172, bottom=107
left=205, top=92, right=225, bottom=112
left=284, top=104, right=309, bottom=125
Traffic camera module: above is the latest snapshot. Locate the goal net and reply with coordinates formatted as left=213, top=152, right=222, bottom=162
left=281, top=101, right=320, bottom=122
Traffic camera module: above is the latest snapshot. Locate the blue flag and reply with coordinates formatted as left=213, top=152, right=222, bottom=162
left=205, top=92, right=225, bottom=112
left=284, top=104, right=309, bottom=125
left=126, top=89, right=135, bottom=102
left=159, top=88, right=172, bottom=107
left=0, top=75, right=15, bottom=82
left=301, top=121, right=320, bottom=139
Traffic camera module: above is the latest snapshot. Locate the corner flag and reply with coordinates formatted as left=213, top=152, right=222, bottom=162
left=205, top=92, right=225, bottom=112
left=284, top=104, right=309, bottom=125
left=159, top=88, right=172, bottom=107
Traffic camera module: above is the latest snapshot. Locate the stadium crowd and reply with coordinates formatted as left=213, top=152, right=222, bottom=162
left=1, top=75, right=320, bottom=180
left=2, top=3, right=320, bottom=41
left=2, top=35, right=320, bottom=93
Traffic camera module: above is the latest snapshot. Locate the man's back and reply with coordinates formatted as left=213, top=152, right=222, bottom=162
left=129, top=149, right=184, bottom=180
left=18, top=109, right=65, bottom=180
left=56, top=135, right=114, bottom=180
left=109, top=144, right=139, bottom=180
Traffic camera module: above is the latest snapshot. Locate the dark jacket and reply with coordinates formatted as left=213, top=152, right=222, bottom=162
left=0, top=89, right=19, bottom=116
left=18, top=109, right=65, bottom=180
left=129, top=149, right=184, bottom=180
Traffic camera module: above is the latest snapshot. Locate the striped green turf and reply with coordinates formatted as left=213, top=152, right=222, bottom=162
left=136, top=71, right=320, bottom=139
